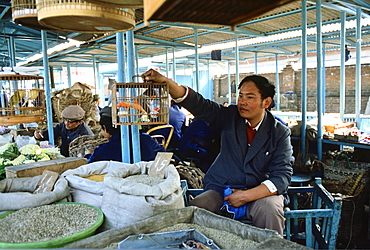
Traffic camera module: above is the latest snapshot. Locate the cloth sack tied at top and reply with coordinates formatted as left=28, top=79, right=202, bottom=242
left=101, top=161, right=184, bottom=230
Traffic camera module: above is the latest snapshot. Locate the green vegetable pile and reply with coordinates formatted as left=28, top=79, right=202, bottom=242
left=0, top=143, right=64, bottom=179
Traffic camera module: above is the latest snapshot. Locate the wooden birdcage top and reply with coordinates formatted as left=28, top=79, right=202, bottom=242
left=37, top=0, right=136, bottom=33
left=0, top=75, right=44, bottom=81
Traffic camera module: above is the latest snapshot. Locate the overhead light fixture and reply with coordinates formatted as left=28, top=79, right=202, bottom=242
left=183, top=42, right=202, bottom=48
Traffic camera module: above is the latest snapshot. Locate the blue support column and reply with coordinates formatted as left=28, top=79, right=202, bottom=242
left=275, top=54, right=280, bottom=111
left=235, top=34, right=239, bottom=104
left=194, top=28, right=199, bottom=92
left=340, top=11, right=346, bottom=121
left=172, top=47, right=176, bottom=81
left=67, top=62, right=72, bottom=88
left=117, top=32, right=131, bottom=163
left=7, top=37, right=16, bottom=66
left=316, top=0, right=323, bottom=161
left=301, top=0, right=308, bottom=162
left=207, top=60, right=213, bottom=101
left=322, top=44, right=326, bottom=114
left=227, top=60, right=231, bottom=104
left=355, top=7, right=362, bottom=128
left=254, top=53, right=258, bottom=74
left=135, top=45, right=139, bottom=76
left=165, top=47, right=169, bottom=77
left=41, top=30, right=54, bottom=145
left=127, top=29, right=141, bottom=163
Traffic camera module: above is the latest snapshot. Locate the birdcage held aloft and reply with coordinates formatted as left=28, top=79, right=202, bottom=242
left=112, top=79, right=170, bottom=126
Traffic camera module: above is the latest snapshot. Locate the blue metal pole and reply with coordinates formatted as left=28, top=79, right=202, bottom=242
left=301, top=0, right=308, bottom=162
left=165, top=47, right=169, bottom=77
left=67, top=62, right=72, bottom=88
left=194, top=28, right=199, bottom=92
left=235, top=34, right=239, bottom=104
left=207, top=60, right=212, bottom=100
left=127, top=29, right=141, bottom=163
left=322, top=44, right=326, bottom=114
left=340, top=11, right=346, bottom=121
left=41, top=30, right=54, bottom=145
left=227, top=61, right=231, bottom=104
left=116, top=32, right=131, bottom=163
left=254, top=53, right=258, bottom=74
left=355, top=7, right=362, bottom=129
left=316, top=0, right=323, bottom=161
left=172, top=47, right=176, bottom=81
left=275, top=54, right=280, bottom=111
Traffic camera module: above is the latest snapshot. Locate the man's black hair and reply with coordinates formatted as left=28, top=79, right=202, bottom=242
left=100, top=115, right=120, bottom=135
left=238, top=75, right=276, bottom=99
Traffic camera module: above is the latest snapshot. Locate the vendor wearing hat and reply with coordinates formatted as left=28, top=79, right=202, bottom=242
left=34, top=105, right=93, bottom=157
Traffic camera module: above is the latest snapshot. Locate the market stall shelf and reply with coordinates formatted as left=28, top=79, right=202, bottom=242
left=5, top=157, right=87, bottom=178
left=0, top=75, right=45, bottom=126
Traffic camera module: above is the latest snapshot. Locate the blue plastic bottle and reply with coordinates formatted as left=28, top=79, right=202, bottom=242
left=222, top=185, right=247, bottom=219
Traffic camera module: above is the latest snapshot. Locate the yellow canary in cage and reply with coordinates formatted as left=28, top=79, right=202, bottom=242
left=26, top=89, right=40, bottom=100
left=9, top=90, right=26, bottom=107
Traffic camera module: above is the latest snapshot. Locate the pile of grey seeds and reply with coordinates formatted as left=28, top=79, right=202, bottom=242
left=0, top=204, right=98, bottom=243
left=125, top=174, right=165, bottom=186
left=156, top=223, right=259, bottom=249
left=104, top=223, right=259, bottom=249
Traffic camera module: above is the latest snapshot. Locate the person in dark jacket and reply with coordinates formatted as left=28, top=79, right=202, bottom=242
left=168, top=101, right=186, bottom=148
left=177, top=117, right=220, bottom=173
left=143, top=70, right=294, bottom=235
left=34, top=105, right=93, bottom=157
left=85, top=106, right=165, bottom=163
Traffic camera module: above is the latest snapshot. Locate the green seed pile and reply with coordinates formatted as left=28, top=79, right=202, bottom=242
left=0, top=204, right=98, bottom=243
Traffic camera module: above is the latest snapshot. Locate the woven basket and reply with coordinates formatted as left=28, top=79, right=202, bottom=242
left=175, top=165, right=204, bottom=189
left=322, top=155, right=370, bottom=249
left=37, top=0, right=135, bottom=33
left=69, top=133, right=108, bottom=158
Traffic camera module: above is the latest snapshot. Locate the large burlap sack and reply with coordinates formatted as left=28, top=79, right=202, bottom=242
left=101, top=161, right=184, bottom=230
left=0, top=175, right=70, bottom=211
left=64, top=207, right=309, bottom=250
left=62, top=161, right=123, bottom=208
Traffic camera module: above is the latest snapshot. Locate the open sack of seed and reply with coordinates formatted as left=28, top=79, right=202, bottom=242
left=0, top=175, right=70, bottom=212
left=62, top=161, right=124, bottom=208
left=101, top=161, right=184, bottom=230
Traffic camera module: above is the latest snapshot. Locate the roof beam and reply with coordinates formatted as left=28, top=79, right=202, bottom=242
left=308, top=0, right=370, bottom=18
left=134, top=34, right=194, bottom=47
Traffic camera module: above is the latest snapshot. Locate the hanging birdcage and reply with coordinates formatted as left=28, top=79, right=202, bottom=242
left=11, top=0, right=53, bottom=30
left=0, top=75, right=46, bottom=126
left=83, top=0, right=143, bottom=8
left=36, top=0, right=135, bottom=33
left=112, top=79, right=170, bottom=126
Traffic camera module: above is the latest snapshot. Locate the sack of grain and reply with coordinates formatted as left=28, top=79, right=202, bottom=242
left=0, top=175, right=70, bottom=212
left=62, top=161, right=124, bottom=208
left=101, top=161, right=184, bottom=230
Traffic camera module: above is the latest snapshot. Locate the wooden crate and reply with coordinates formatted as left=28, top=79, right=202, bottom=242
left=5, top=157, right=87, bottom=178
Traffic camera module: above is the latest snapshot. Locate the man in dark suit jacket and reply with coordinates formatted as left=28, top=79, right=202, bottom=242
left=143, top=71, right=294, bottom=235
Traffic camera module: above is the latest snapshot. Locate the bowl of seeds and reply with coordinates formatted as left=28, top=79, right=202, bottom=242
left=0, top=202, right=104, bottom=248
